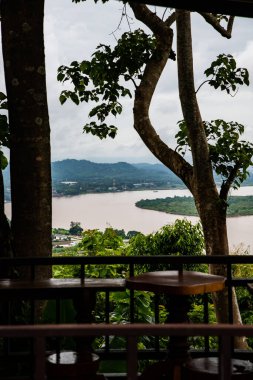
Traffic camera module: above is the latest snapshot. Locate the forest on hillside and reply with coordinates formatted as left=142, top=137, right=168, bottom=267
left=3, top=159, right=253, bottom=199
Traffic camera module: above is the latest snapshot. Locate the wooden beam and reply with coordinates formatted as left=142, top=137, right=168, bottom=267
left=129, top=0, right=253, bottom=18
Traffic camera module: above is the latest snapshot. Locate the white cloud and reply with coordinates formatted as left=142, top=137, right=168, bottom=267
left=1, top=2, right=253, bottom=164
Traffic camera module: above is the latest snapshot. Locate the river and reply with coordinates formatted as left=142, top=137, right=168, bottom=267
left=4, top=186, right=253, bottom=252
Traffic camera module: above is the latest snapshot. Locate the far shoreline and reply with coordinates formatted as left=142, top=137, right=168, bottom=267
left=136, top=192, right=253, bottom=218
left=5, top=186, right=253, bottom=219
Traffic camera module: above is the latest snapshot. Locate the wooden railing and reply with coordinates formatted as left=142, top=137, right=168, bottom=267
left=0, top=255, right=253, bottom=379
left=1, top=322, right=253, bottom=380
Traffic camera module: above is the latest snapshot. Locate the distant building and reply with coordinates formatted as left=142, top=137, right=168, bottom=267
left=60, top=181, right=77, bottom=185
left=133, top=182, right=154, bottom=188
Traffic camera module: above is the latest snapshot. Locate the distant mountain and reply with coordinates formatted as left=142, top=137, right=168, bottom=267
left=51, top=159, right=183, bottom=185
left=52, top=159, right=138, bottom=181
left=3, top=159, right=253, bottom=199
left=132, top=163, right=173, bottom=173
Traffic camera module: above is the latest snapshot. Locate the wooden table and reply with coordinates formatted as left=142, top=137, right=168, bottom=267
left=0, top=277, right=125, bottom=327
left=0, top=277, right=126, bottom=380
left=0, top=278, right=126, bottom=299
left=126, top=270, right=226, bottom=380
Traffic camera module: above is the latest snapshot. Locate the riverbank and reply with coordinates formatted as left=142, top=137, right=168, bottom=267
left=136, top=195, right=253, bottom=217
left=4, top=187, right=253, bottom=251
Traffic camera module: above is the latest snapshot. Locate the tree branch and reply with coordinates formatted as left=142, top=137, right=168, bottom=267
left=176, top=10, right=219, bottom=200
left=129, top=2, right=175, bottom=36
left=198, top=13, right=234, bottom=38
left=195, top=79, right=210, bottom=94
left=131, top=7, right=194, bottom=191
left=220, top=163, right=240, bottom=200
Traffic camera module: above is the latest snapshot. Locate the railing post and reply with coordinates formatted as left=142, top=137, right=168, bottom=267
left=105, top=291, right=110, bottom=352
left=203, top=293, right=209, bottom=352
left=219, top=335, right=232, bottom=380
left=34, top=336, right=46, bottom=380
left=127, top=335, right=138, bottom=380
left=227, top=263, right=233, bottom=324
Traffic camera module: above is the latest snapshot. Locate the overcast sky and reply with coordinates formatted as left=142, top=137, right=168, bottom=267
left=1, top=1, right=253, bottom=164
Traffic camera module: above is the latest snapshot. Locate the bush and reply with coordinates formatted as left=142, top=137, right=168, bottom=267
left=126, top=219, right=206, bottom=272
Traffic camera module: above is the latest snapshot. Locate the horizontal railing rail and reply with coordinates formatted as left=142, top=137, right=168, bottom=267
left=1, top=255, right=253, bottom=265
left=1, top=254, right=253, bottom=281
left=1, top=322, right=253, bottom=380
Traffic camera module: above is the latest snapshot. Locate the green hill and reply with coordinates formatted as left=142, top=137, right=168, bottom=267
left=52, top=159, right=140, bottom=181
left=51, top=159, right=183, bottom=186
left=3, top=159, right=253, bottom=198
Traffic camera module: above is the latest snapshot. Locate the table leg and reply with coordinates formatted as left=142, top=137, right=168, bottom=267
left=166, top=295, right=191, bottom=363
left=165, top=295, right=191, bottom=380
left=140, top=295, right=191, bottom=380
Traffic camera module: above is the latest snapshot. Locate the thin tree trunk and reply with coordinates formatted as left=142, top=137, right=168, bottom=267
left=1, top=0, right=51, bottom=278
left=176, top=9, right=247, bottom=349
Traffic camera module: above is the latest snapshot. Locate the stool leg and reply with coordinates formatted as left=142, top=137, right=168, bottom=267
left=73, top=289, right=97, bottom=358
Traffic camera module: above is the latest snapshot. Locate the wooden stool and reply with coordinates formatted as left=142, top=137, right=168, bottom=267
left=184, top=357, right=253, bottom=379
left=46, top=351, right=105, bottom=380
left=126, top=270, right=226, bottom=380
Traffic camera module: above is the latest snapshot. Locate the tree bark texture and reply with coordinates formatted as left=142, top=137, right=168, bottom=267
left=1, top=0, right=52, bottom=268
left=175, top=11, right=246, bottom=347
left=176, top=10, right=230, bottom=258
left=130, top=5, right=245, bottom=346
left=0, top=169, right=12, bottom=268
left=131, top=4, right=194, bottom=192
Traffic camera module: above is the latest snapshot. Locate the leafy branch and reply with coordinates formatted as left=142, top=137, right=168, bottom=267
left=176, top=119, right=253, bottom=195
left=196, top=54, right=249, bottom=95
left=58, top=29, right=156, bottom=139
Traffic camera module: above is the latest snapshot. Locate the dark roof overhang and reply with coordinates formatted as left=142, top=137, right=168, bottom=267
left=128, top=1, right=253, bottom=18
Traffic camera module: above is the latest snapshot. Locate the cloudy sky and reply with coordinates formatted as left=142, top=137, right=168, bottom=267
left=2, top=1, right=253, bottom=164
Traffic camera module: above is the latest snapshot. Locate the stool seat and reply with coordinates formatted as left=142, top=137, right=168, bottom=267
left=184, top=357, right=253, bottom=379
left=46, top=351, right=101, bottom=379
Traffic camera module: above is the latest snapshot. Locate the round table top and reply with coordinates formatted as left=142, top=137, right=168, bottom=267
left=126, top=270, right=226, bottom=296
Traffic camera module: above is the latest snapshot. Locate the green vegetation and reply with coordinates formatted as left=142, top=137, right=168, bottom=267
left=50, top=222, right=253, bottom=353
left=51, top=221, right=206, bottom=352
left=52, top=225, right=140, bottom=254
left=69, top=221, right=83, bottom=235
left=136, top=195, right=253, bottom=217
left=52, top=227, right=69, bottom=235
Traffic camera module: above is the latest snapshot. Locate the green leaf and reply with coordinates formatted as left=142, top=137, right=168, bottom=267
left=0, top=151, right=8, bottom=170
left=0, top=92, right=7, bottom=101
left=57, top=28, right=155, bottom=138
left=59, top=94, right=67, bottom=105
left=70, top=93, right=79, bottom=105
left=57, top=72, right=65, bottom=82
left=204, top=54, right=250, bottom=95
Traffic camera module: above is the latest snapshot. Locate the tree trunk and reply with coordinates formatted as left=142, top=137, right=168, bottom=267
left=1, top=0, right=51, bottom=278
left=0, top=169, right=12, bottom=274
left=129, top=6, right=246, bottom=347
left=176, top=10, right=247, bottom=349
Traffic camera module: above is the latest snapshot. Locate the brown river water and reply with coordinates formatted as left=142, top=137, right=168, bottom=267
left=4, top=187, right=253, bottom=253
